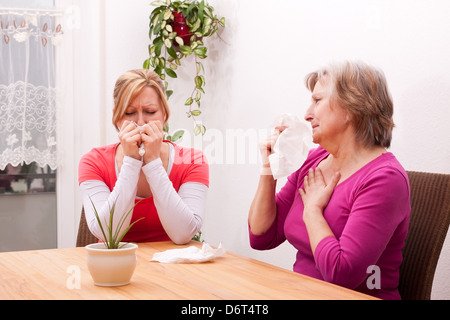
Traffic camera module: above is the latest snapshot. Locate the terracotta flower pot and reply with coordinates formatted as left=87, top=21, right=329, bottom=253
left=85, top=242, right=138, bottom=287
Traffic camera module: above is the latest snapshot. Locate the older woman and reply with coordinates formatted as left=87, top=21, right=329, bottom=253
left=248, top=61, right=410, bottom=299
left=79, top=69, right=209, bottom=245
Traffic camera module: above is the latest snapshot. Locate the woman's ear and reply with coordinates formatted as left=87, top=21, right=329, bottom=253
left=345, top=112, right=352, bottom=124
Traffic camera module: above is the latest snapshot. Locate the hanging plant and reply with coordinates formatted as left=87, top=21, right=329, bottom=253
left=143, top=0, right=225, bottom=137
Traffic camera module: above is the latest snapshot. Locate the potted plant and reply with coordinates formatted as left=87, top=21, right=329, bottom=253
left=144, top=0, right=225, bottom=137
left=85, top=198, right=144, bottom=286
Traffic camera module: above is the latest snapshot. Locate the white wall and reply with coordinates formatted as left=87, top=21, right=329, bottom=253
left=67, top=0, right=450, bottom=299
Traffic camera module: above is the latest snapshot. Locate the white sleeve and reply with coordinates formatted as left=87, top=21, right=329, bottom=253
left=79, top=156, right=142, bottom=241
left=142, top=158, right=208, bottom=244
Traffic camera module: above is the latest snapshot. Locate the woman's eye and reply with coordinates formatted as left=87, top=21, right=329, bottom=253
left=146, top=111, right=156, bottom=114
left=125, top=112, right=135, bottom=116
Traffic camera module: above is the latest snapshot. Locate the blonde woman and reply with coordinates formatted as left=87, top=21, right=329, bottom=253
left=79, top=69, right=209, bottom=244
left=249, top=61, right=410, bottom=299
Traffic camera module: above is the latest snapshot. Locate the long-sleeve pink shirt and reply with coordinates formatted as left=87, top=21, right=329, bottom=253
left=249, top=147, right=410, bottom=299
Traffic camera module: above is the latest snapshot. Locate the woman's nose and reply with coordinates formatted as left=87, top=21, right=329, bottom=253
left=304, top=104, right=314, bottom=122
left=136, top=112, right=146, bottom=126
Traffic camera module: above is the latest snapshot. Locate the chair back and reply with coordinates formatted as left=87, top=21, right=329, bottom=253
left=399, top=171, right=450, bottom=300
left=76, top=207, right=98, bottom=247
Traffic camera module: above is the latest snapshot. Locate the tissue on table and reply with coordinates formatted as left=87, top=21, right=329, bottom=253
left=150, top=242, right=226, bottom=263
left=268, top=113, right=314, bottom=180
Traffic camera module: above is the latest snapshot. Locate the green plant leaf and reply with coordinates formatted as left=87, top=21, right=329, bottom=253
left=88, top=197, right=144, bottom=249
left=167, top=46, right=177, bottom=59
left=199, top=0, right=205, bottom=21
left=171, top=129, right=185, bottom=142
left=195, top=75, right=203, bottom=89
left=202, top=17, right=212, bottom=35
left=204, top=6, right=212, bottom=18
left=143, top=59, right=150, bottom=69
left=163, top=9, right=172, bottom=21
left=89, top=197, right=109, bottom=247
left=154, top=66, right=162, bottom=76
left=153, top=37, right=163, bottom=56
left=185, top=97, right=193, bottom=106
left=175, top=36, right=184, bottom=46
left=195, top=90, right=201, bottom=102
left=179, top=45, right=192, bottom=55
left=194, top=124, right=201, bottom=136
left=158, top=56, right=166, bottom=68
left=152, top=12, right=161, bottom=28
left=197, top=86, right=205, bottom=94
left=185, top=1, right=197, bottom=16
left=191, top=110, right=202, bottom=116
left=153, top=23, right=162, bottom=36
left=197, top=62, right=204, bottom=73
left=166, top=90, right=173, bottom=99
left=164, top=38, right=172, bottom=48
left=194, top=124, right=206, bottom=136
left=165, top=68, right=177, bottom=78
left=151, top=1, right=166, bottom=6
left=193, top=47, right=207, bottom=58
left=190, top=18, right=201, bottom=33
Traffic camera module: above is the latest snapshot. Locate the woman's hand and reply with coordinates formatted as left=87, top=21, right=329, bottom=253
left=259, top=126, right=287, bottom=172
left=299, top=168, right=341, bottom=212
left=298, top=168, right=340, bottom=255
left=118, top=120, right=142, bottom=160
left=141, top=120, right=164, bottom=164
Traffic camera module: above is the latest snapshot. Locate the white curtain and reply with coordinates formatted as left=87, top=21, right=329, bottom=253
left=0, top=9, right=63, bottom=171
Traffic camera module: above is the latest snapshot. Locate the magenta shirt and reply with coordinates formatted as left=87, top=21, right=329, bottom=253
left=249, top=147, right=410, bottom=299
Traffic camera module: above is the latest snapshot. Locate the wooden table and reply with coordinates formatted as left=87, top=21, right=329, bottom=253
left=0, top=241, right=376, bottom=300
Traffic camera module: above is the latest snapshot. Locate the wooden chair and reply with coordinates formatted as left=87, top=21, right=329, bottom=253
left=76, top=207, right=98, bottom=247
left=399, top=171, right=450, bottom=300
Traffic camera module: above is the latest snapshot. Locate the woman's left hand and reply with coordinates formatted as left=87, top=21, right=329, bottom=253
left=140, top=120, right=164, bottom=164
left=299, top=168, right=341, bottom=213
left=299, top=168, right=341, bottom=255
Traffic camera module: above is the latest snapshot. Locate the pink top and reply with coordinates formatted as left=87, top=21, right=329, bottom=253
left=249, top=147, right=410, bottom=299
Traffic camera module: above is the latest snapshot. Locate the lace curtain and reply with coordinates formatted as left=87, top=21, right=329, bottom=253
left=0, top=9, right=63, bottom=171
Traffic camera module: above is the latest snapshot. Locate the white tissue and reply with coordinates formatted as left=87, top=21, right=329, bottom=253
left=268, top=113, right=314, bottom=180
left=138, top=144, right=145, bottom=157
left=150, top=243, right=226, bottom=263
left=133, top=122, right=146, bottom=157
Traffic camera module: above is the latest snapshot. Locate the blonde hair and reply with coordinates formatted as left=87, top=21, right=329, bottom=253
left=112, top=69, right=170, bottom=130
left=305, top=61, right=394, bottom=148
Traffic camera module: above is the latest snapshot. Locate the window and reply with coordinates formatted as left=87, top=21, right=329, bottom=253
left=0, top=162, right=56, bottom=194
left=0, top=0, right=59, bottom=252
